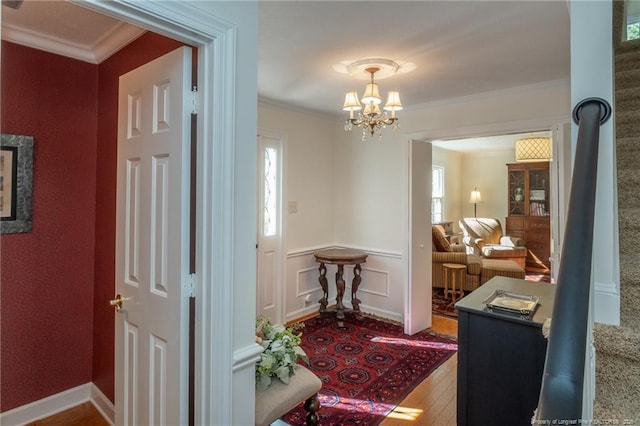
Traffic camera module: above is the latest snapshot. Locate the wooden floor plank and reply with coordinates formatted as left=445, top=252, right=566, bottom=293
left=26, top=402, right=108, bottom=426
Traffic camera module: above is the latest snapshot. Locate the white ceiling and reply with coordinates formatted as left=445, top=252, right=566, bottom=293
left=1, top=0, right=570, bottom=119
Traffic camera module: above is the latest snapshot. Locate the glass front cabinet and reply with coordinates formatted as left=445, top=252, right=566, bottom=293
left=505, top=161, right=551, bottom=273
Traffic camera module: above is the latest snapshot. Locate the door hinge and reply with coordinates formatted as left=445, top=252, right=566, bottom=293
left=184, top=273, right=196, bottom=298
left=191, top=86, right=198, bottom=115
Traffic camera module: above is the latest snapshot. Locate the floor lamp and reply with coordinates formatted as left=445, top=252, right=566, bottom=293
left=469, top=188, right=482, bottom=217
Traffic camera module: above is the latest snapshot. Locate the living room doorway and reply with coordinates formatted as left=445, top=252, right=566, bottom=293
left=428, top=127, right=570, bottom=282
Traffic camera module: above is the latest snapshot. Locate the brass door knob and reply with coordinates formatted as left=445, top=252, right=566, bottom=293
left=109, top=294, right=125, bottom=311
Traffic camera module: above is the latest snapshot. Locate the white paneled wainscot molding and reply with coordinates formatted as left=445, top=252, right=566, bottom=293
left=286, top=246, right=405, bottom=323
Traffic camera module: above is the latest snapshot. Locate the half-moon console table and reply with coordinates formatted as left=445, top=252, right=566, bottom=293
left=313, top=249, right=368, bottom=321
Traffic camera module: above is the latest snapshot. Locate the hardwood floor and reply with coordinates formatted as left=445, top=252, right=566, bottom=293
left=380, top=315, right=458, bottom=426
left=28, top=315, right=458, bottom=426
left=25, top=402, right=108, bottom=426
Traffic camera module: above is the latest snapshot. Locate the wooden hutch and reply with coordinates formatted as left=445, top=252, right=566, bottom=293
left=505, top=161, right=551, bottom=273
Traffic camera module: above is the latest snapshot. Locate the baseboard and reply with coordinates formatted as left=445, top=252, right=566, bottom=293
left=90, top=383, right=115, bottom=425
left=0, top=382, right=113, bottom=426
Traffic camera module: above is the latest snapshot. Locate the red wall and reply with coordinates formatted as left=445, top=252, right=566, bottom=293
left=92, top=33, right=184, bottom=402
left=0, top=33, right=184, bottom=412
left=0, top=42, right=98, bottom=411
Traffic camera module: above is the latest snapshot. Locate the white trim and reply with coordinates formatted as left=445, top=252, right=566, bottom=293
left=287, top=245, right=403, bottom=259
left=296, top=267, right=321, bottom=297
left=0, top=383, right=92, bottom=426
left=71, top=1, right=243, bottom=425
left=0, top=382, right=114, bottom=426
left=359, top=267, right=390, bottom=297
left=332, top=244, right=404, bottom=259
left=287, top=245, right=339, bottom=258
left=406, top=115, right=571, bottom=143
left=90, top=384, right=115, bottom=425
left=0, top=21, right=145, bottom=64
left=232, top=343, right=264, bottom=372
left=360, top=304, right=404, bottom=324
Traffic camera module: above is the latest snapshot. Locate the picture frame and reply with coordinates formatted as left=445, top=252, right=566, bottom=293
left=530, top=189, right=546, bottom=201
left=1, top=133, right=34, bottom=234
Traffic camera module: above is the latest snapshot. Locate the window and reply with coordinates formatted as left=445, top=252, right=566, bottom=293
left=432, top=166, right=444, bottom=223
left=625, top=0, right=640, bottom=41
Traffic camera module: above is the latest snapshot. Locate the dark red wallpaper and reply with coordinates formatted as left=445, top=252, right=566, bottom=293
left=0, top=33, right=184, bottom=412
left=93, top=33, right=184, bottom=403
left=1, top=41, right=98, bottom=411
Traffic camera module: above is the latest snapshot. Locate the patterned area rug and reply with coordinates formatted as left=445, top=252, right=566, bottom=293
left=281, top=312, right=457, bottom=425
left=431, top=289, right=460, bottom=319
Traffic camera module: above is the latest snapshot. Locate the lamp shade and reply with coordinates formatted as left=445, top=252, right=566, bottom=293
left=343, top=91, right=362, bottom=111
left=469, top=189, right=482, bottom=204
left=361, top=82, right=382, bottom=105
left=383, top=91, right=403, bottom=111
left=515, top=137, right=551, bottom=161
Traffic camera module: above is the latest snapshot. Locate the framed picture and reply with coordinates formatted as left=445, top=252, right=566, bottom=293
left=1, top=134, right=34, bottom=234
left=530, top=189, right=546, bottom=201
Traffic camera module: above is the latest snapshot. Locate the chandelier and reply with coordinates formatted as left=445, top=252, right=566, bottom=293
left=342, top=64, right=403, bottom=140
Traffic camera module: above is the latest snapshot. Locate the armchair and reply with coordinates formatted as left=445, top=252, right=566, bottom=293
left=458, top=217, right=527, bottom=268
left=432, top=226, right=482, bottom=292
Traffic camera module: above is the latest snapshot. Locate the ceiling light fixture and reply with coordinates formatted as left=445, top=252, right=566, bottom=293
left=342, top=59, right=403, bottom=140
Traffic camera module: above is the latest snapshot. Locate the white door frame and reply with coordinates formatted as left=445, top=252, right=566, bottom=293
left=73, top=1, right=259, bottom=425
left=405, top=116, right=570, bottom=331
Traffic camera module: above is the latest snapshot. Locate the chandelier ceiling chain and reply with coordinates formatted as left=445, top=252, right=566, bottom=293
left=342, top=60, right=403, bottom=141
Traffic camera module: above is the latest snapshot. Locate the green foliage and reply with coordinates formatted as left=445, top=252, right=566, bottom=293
left=628, top=22, right=640, bottom=41
left=255, top=316, right=309, bottom=391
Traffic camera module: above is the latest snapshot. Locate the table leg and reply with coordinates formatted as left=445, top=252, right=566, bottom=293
left=335, top=265, right=346, bottom=320
left=351, top=263, right=362, bottom=319
left=318, top=263, right=328, bottom=312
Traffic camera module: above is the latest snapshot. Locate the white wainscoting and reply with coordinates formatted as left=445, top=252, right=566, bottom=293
left=0, top=383, right=114, bottom=426
left=286, top=246, right=405, bottom=323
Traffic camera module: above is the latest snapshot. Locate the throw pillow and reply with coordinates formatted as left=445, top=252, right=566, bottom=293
left=432, top=226, right=451, bottom=252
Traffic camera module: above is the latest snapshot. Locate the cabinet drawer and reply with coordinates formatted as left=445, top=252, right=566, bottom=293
left=526, top=240, right=549, bottom=252
left=526, top=218, right=550, bottom=231
left=506, top=217, right=525, bottom=230
left=526, top=231, right=548, bottom=243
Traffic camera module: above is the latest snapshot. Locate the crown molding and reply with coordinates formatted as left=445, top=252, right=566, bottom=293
left=1, top=22, right=145, bottom=64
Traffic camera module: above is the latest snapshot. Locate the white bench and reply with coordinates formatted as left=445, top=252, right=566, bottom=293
left=255, top=365, right=322, bottom=426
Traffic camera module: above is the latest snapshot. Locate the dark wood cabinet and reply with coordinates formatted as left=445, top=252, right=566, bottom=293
left=506, top=162, right=551, bottom=273
left=456, top=277, right=556, bottom=426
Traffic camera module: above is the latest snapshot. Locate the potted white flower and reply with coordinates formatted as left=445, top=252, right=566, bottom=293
left=255, top=316, right=309, bottom=391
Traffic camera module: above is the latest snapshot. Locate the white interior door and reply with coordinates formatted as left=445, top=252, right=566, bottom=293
left=114, top=46, right=192, bottom=426
left=256, top=132, right=283, bottom=324
left=406, top=139, right=432, bottom=335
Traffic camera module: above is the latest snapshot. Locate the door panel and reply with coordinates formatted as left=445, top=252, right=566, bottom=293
left=257, top=133, right=283, bottom=323
left=115, top=46, right=191, bottom=426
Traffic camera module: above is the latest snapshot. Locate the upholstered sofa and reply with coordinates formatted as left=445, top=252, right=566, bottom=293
left=458, top=217, right=527, bottom=269
left=432, top=224, right=526, bottom=293
left=432, top=226, right=483, bottom=292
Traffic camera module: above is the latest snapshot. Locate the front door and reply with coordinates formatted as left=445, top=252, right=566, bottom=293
left=113, top=46, right=192, bottom=425
left=256, top=132, right=284, bottom=324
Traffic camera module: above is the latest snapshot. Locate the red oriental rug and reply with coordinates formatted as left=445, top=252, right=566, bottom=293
left=281, top=312, right=457, bottom=425
left=431, top=289, right=460, bottom=319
